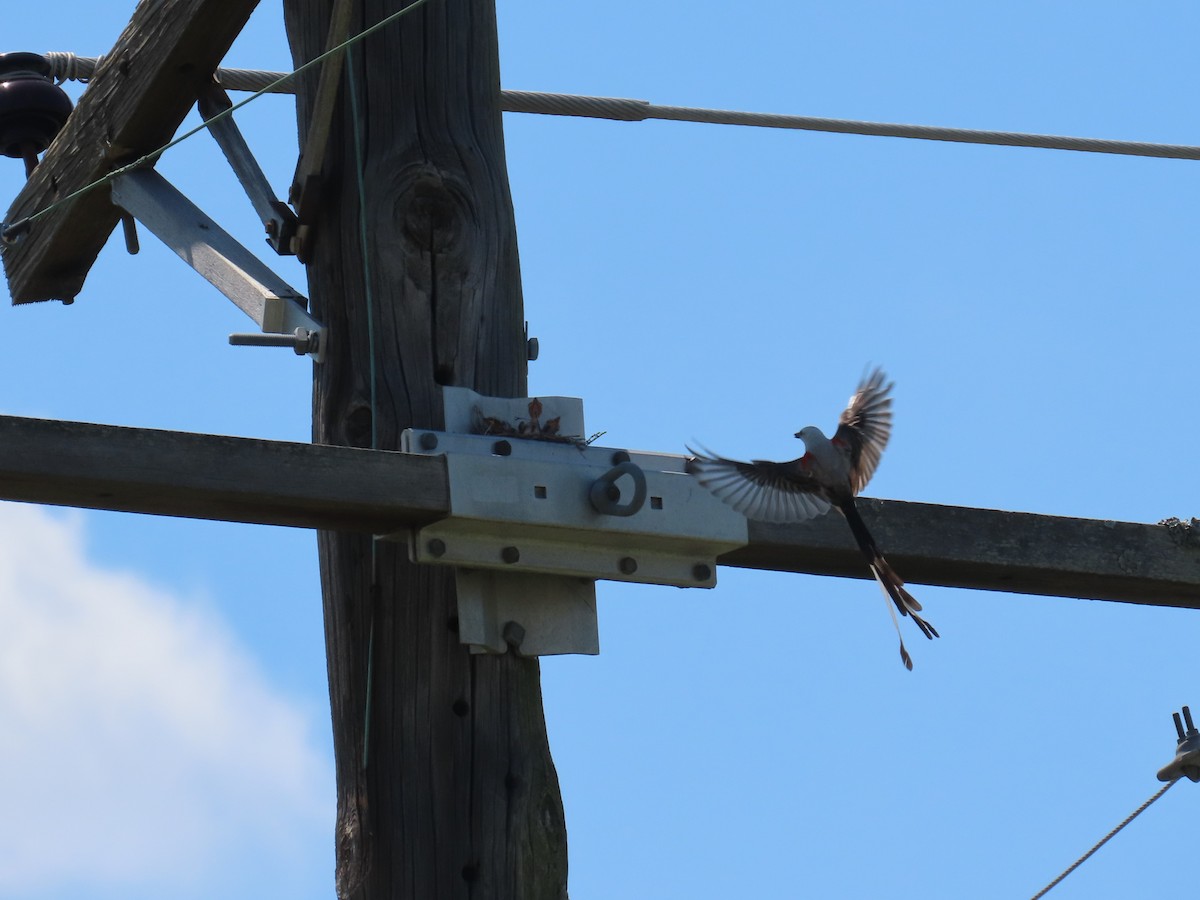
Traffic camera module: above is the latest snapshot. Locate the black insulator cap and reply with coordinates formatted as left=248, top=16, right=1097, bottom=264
left=0, top=53, right=74, bottom=166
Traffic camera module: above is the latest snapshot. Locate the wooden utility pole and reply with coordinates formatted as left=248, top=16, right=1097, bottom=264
left=283, top=1, right=567, bottom=897
left=6, top=4, right=1200, bottom=899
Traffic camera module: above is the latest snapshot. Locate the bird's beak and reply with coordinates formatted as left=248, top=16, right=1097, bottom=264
left=793, top=431, right=803, bottom=439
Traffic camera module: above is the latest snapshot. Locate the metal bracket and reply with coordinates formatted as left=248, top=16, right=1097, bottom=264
left=197, top=82, right=299, bottom=256
left=289, top=0, right=355, bottom=262
left=1158, top=705, right=1200, bottom=783
left=395, top=387, right=748, bottom=656
left=110, top=168, right=324, bottom=361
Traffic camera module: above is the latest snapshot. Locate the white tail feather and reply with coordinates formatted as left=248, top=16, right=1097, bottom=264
left=870, top=564, right=913, bottom=671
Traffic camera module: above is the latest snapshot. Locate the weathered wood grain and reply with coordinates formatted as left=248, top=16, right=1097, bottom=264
left=2, top=0, right=260, bottom=303
left=0, top=414, right=447, bottom=531
left=0, top=413, right=1195, bottom=614
left=0, top=412, right=1194, bottom=612
left=731, top=498, right=1200, bottom=609
left=283, top=1, right=567, bottom=898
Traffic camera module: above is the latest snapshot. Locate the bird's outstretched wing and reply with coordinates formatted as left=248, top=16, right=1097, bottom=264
left=834, top=367, right=894, bottom=495
left=687, top=447, right=832, bottom=523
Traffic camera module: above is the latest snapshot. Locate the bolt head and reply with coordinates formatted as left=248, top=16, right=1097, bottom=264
left=502, top=620, right=526, bottom=648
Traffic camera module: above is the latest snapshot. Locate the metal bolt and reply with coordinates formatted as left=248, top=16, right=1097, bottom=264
left=427, top=538, right=447, bottom=558
left=619, top=557, right=638, bottom=575
left=294, top=328, right=320, bottom=357
left=526, top=337, right=539, bottom=361
left=503, top=620, right=526, bottom=650
left=419, top=432, right=439, bottom=451
left=0, top=219, right=29, bottom=244
left=120, top=212, right=139, bottom=255
left=228, top=329, right=315, bottom=353
left=492, top=439, right=512, bottom=456
left=692, top=563, right=713, bottom=581
left=501, top=546, right=520, bottom=564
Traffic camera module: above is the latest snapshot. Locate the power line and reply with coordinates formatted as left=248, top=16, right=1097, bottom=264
left=1, top=0, right=438, bottom=242
left=1029, top=778, right=1179, bottom=899
left=43, top=52, right=1200, bottom=162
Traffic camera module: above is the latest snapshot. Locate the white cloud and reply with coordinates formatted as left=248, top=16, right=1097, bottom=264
left=0, top=503, right=333, bottom=897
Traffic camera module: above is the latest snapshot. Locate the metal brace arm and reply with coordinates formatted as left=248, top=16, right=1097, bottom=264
left=197, top=82, right=299, bottom=255
left=109, top=168, right=324, bottom=360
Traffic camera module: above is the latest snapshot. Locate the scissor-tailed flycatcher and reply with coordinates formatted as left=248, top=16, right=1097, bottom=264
left=688, top=368, right=937, bottom=670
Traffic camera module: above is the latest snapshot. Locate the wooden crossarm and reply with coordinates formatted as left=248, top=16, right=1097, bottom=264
left=1, top=0, right=260, bottom=303
left=0, top=412, right=1193, bottom=609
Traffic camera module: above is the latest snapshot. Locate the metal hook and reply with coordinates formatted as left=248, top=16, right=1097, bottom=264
left=588, top=460, right=647, bottom=517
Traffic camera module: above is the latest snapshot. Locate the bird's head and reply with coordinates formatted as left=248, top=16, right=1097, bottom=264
left=794, top=425, right=820, bottom=448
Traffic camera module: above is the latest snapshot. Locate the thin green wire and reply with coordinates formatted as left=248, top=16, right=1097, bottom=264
left=2, top=0, right=435, bottom=239
left=346, top=44, right=381, bottom=771
left=345, top=49, right=379, bottom=454
left=2, top=0, right=435, bottom=770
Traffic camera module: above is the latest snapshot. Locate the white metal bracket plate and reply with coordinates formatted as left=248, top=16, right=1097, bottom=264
left=394, top=387, right=748, bottom=656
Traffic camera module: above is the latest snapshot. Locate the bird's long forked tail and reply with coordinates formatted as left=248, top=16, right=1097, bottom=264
left=838, top=500, right=939, bottom=670
left=873, top=555, right=938, bottom=640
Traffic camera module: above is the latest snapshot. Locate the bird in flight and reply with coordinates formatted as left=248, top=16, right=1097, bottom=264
left=688, top=368, right=937, bottom=670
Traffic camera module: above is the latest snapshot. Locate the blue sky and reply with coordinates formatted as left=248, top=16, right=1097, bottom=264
left=3, top=2, right=1199, bottom=898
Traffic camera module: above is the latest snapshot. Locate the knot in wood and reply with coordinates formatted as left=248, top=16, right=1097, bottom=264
left=398, top=170, right=473, bottom=254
